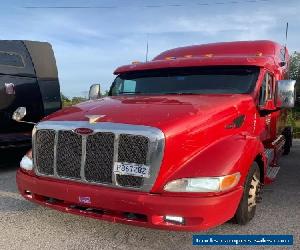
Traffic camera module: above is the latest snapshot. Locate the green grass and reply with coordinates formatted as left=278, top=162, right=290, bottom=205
left=294, top=106, right=300, bottom=113
left=294, top=119, right=300, bottom=138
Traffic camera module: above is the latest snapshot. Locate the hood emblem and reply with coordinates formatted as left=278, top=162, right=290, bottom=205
left=85, top=115, right=106, bottom=124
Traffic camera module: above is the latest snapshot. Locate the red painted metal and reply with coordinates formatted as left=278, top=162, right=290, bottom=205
left=17, top=40, right=290, bottom=231
left=17, top=169, right=243, bottom=231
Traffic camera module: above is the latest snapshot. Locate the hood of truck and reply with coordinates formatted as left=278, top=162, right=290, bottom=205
left=46, top=94, right=251, bottom=130
left=45, top=94, right=255, bottom=192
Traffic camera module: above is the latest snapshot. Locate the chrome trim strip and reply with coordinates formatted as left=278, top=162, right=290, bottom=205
left=32, top=126, right=37, bottom=173
left=271, top=134, right=285, bottom=146
left=112, top=134, right=119, bottom=186
left=33, top=121, right=165, bottom=192
left=53, top=131, right=58, bottom=176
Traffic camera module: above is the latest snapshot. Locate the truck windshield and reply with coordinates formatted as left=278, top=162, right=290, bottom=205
left=111, top=66, right=259, bottom=95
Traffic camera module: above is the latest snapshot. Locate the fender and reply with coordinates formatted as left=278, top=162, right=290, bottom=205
left=153, top=133, right=266, bottom=193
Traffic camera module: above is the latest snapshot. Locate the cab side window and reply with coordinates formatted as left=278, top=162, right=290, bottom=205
left=122, top=80, right=136, bottom=93
left=259, top=72, right=274, bottom=106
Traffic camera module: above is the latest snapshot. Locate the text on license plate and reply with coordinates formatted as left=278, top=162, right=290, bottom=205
left=113, top=162, right=150, bottom=178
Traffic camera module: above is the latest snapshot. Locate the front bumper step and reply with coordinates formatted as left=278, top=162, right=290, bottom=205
left=266, top=166, right=280, bottom=179
left=17, top=169, right=243, bottom=231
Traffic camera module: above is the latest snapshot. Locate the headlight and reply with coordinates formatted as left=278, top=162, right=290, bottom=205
left=20, top=150, right=33, bottom=171
left=163, top=173, right=241, bottom=192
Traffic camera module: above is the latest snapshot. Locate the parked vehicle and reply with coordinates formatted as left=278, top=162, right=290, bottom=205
left=16, top=40, right=296, bottom=231
left=0, top=40, right=61, bottom=149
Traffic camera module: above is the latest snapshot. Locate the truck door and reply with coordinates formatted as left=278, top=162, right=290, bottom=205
left=258, top=71, right=279, bottom=143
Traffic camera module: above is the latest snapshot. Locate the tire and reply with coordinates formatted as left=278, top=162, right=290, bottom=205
left=283, top=127, right=293, bottom=155
left=234, top=162, right=261, bottom=225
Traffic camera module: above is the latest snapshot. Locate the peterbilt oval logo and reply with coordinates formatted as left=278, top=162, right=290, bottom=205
left=74, top=128, right=94, bottom=135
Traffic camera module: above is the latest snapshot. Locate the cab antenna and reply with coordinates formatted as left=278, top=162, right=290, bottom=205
left=146, top=33, right=149, bottom=62
left=285, top=22, right=289, bottom=44
left=283, top=22, right=288, bottom=62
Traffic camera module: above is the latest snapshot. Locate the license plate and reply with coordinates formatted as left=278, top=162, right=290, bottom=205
left=113, top=162, right=150, bottom=178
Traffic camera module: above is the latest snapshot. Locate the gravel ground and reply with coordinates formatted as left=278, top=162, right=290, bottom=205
left=0, top=141, right=299, bottom=250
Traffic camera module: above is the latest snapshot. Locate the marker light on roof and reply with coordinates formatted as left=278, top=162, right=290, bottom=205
left=131, top=61, right=141, bottom=64
left=165, top=56, right=176, bottom=60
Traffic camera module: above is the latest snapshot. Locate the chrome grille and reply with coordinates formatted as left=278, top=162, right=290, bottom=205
left=35, top=130, right=55, bottom=175
left=33, top=121, right=165, bottom=192
left=85, top=132, right=115, bottom=183
left=117, top=134, right=149, bottom=187
left=118, top=134, right=149, bottom=164
left=116, top=175, right=143, bottom=188
left=57, top=131, right=82, bottom=179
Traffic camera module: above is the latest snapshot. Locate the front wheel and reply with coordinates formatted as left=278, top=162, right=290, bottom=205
left=234, top=163, right=261, bottom=225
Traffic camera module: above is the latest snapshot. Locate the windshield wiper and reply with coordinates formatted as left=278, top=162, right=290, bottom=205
left=117, top=91, right=199, bottom=95
left=118, top=91, right=144, bottom=94
left=163, top=92, right=199, bottom=95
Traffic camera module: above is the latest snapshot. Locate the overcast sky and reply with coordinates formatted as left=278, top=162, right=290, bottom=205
left=0, top=0, right=300, bottom=97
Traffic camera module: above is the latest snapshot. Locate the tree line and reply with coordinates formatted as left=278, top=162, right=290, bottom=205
left=61, top=91, right=109, bottom=107
left=289, top=52, right=300, bottom=99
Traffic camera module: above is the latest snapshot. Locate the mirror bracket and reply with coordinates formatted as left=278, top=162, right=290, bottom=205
left=12, top=107, right=36, bottom=125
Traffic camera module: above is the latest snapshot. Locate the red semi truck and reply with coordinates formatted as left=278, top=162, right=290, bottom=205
left=16, top=40, right=296, bottom=231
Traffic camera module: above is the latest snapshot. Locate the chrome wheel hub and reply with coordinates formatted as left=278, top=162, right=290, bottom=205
left=248, top=171, right=260, bottom=212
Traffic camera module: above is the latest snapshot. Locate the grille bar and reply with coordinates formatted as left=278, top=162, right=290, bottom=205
left=53, top=131, right=58, bottom=176
left=35, top=130, right=55, bottom=175
left=118, top=134, right=149, bottom=165
left=116, top=134, right=149, bottom=187
left=33, top=121, right=165, bottom=192
left=80, top=136, right=87, bottom=180
left=56, top=131, right=82, bottom=179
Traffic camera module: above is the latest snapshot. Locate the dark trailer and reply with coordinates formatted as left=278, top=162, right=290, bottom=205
left=0, top=40, right=61, bottom=149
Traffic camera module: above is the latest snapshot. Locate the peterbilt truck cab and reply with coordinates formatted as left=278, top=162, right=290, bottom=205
left=17, top=40, right=296, bottom=231
left=0, top=40, right=61, bottom=150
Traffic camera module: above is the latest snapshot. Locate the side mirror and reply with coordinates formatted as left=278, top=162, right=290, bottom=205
left=277, top=80, right=296, bottom=108
left=89, top=84, right=101, bottom=100
left=12, top=107, right=27, bottom=122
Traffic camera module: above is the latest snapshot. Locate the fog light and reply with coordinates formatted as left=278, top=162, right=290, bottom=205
left=164, top=215, right=184, bottom=224
left=24, top=190, right=32, bottom=198
left=20, top=150, right=33, bottom=171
